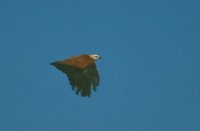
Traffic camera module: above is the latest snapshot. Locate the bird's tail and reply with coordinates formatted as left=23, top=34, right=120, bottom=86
left=50, top=61, right=59, bottom=66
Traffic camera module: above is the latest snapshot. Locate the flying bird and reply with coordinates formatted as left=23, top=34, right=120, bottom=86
left=50, top=54, right=101, bottom=97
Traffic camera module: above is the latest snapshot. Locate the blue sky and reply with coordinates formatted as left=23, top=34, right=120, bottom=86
left=0, top=0, right=200, bottom=130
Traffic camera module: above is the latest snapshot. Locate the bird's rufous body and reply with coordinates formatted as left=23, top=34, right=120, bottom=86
left=60, top=55, right=95, bottom=68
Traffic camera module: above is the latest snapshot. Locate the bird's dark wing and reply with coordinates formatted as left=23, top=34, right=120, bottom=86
left=50, top=61, right=100, bottom=97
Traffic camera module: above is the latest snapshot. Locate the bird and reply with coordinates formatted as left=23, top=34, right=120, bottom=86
left=50, top=54, right=101, bottom=97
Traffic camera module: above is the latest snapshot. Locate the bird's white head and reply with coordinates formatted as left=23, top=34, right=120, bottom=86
left=89, top=54, right=101, bottom=60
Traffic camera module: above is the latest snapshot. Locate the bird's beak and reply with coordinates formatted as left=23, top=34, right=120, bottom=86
left=99, top=56, right=102, bottom=59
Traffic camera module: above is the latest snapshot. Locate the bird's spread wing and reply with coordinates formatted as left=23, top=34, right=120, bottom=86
left=51, top=61, right=100, bottom=97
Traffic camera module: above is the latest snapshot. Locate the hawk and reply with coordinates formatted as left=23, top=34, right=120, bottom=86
left=50, top=54, right=101, bottom=97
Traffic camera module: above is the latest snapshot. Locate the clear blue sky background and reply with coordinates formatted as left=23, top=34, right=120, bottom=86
left=0, top=0, right=200, bottom=130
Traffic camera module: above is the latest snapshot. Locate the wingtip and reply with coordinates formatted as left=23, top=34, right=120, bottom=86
left=75, top=92, right=91, bottom=97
